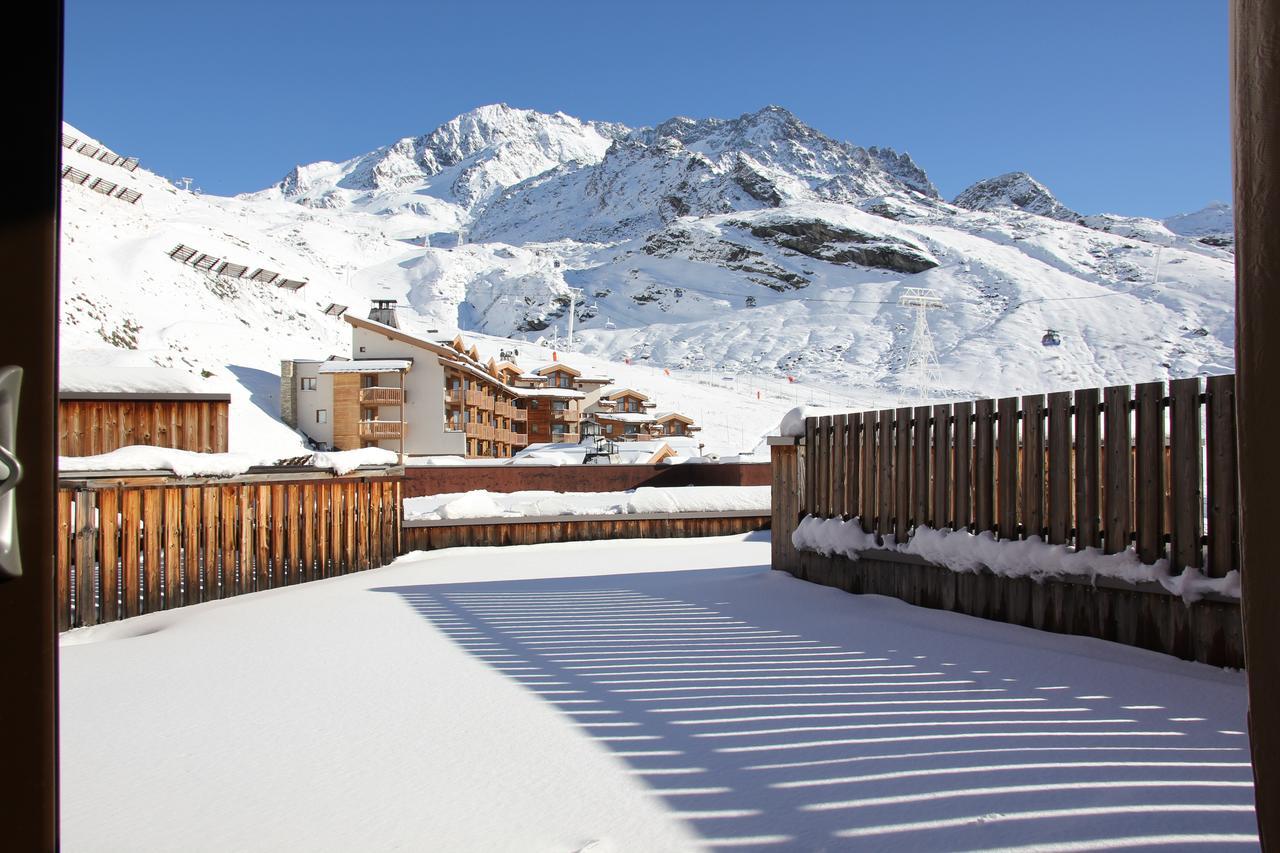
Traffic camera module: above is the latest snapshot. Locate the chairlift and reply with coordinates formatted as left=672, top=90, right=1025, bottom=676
left=1042, top=329, right=1062, bottom=347
left=604, top=318, right=616, bottom=330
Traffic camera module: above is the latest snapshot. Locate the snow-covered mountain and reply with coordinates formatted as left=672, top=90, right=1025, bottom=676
left=59, top=104, right=1236, bottom=456
left=953, top=172, right=1082, bottom=223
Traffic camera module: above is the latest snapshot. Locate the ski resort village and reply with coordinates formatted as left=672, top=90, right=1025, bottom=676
left=43, top=5, right=1272, bottom=845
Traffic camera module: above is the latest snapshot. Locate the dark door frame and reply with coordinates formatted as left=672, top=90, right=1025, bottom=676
left=0, top=0, right=62, bottom=850
left=1231, top=0, right=1280, bottom=846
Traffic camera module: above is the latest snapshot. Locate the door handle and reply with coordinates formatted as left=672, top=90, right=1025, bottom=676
left=0, top=366, right=22, bottom=580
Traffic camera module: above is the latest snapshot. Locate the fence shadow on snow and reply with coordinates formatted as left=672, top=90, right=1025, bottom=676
left=376, top=565, right=1257, bottom=851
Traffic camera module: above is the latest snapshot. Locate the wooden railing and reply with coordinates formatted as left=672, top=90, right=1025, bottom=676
left=464, top=389, right=486, bottom=407
left=465, top=422, right=495, bottom=441
left=770, top=375, right=1242, bottom=666
left=56, top=469, right=403, bottom=630
left=360, top=386, right=403, bottom=406
left=556, top=410, right=583, bottom=423
left=359, top=420, right=402, bottom=439
left=444, top=388, right=464, bottom=405
left=784, top=375, right=1239, bottom=577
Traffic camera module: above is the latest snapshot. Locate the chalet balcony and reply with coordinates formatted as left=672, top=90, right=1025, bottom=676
left=555, top=410, right=583, bottom=423
left=444, top=388, right=464, bottom=405
left=465, top=389, right=486, bottom=407
left=359, top=420, right=403, bottom=439
left=495, top=400, right=516, bottom=418
left=465, top=422, right=495, bottom=441
left=508, top=430, right=528, bottom=445
left=360, top=386, right=404, bottom=405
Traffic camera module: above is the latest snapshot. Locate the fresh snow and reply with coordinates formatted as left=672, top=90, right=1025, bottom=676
left=59, top=361, right=229, bottom=396
left=792, top=515, right=1241, bottom=601
left=60, top=534, right=1257, bottom=851
left=404, top=485, right=771, bottom=520
left=59, top=445, right=397, bottom=477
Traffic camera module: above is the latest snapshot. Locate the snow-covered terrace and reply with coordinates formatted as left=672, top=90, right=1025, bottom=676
left=60, top=534, right=1257, bottom=851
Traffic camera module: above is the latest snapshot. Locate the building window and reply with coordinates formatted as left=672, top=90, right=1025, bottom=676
left=316, top=409, right=328, bottom=424
left=300, top=377, right=316, bottom=391
left=552, top=400, right=567, bottom=411
left=362, top=374, right=377, bottom=388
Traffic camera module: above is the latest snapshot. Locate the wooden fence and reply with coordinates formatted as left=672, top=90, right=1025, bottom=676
left=59, top=396, right=230, bottom=457
left=771, top=375, right=1243, bottom=666
left=404, top=510, right=768, bottom=552
left=56, top=469, right=402, bottom=630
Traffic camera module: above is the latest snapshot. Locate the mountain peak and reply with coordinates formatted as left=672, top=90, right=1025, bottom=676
left=953, top=171, right=1081, bottom=222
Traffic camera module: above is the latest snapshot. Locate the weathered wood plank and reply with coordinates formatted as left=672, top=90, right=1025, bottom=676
left=1135, top=381, right=1166, bottom=565
left=912, top=405, right=931, bottom=529
left=1047, top=391, right=1072, bottom=545
left=1074, top=388, right=1102, bottom=550
left=182, top=487, right=200, bottom=603
left=202, top=487, right=220, bottom=598
left=121, top=490, right=142, bottom=619
left=221, top=485, right=238, bottom=596
left=302, top=483, right=316, bottom=581
left=932, top=404, right=951, bottom=528
left=954, top=401, right=973, bottom=532
left=286, top=483, right=301, bottom=583
left=164, top=487, right=182, bottom=608
left=831, top=414, right=847, bottom=519
left=997, top=396, right=1019, bottom=540
left=256, top=484, right=271, bottom=588
left=846, top=413, right=861, bottom=521
left=270, top=483, right=285, bottom=586
left=1206, top=374, right=1239, bottom=577
left=74, top=490, right=97, bottom=627
left=57, top=491, right=71, bottom=631
left=318, top=483, right=331, bottom=577
left=1022, top=394, right=1046, bottom=539
left=330, top=481, right=344, bottom=574
left=143, top=488, right=162, bottom=613
left=1103, top=385, right=1133, bottom=554
left=974, top=399, right=995, bottom=533
left=803, top=416, right=817, bottom=517
left=238, top=486, right=254, bottom=593
left=1169, top=377, right=1203, bottom=572
left=98, top=489, right=119, bottom=623
left=344, top=482, right=357, bottom=572
left=894, top=407, right=911, bottom=543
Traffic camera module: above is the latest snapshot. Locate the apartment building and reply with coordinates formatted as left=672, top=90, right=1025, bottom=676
left=283, top=303, right=591, bottom=459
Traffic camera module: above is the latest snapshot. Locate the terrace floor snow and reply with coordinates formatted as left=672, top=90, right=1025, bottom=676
left=59, top=534, right=1258, bottom=852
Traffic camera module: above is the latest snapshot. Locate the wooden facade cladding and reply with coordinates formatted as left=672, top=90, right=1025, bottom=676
left=331, top=373, right=360, bottom=450
left=443, top=364, right=523, bottom=458
left=59, top=397, right=229, bottom=456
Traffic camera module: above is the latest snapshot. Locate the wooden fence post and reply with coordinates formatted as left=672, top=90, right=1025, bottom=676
left=73, top=490, right=96, bottom=627
left=1135, top=381, right=1166, bottom=564
left=1206, top=374, right=1239, bottom=577
left=1170, top=377, right=1204, bottom=572
left=1074, top=388, right=1102, bottom=550
left=997, top=397, right=1019, bottom=540
left=1047, top=391, right=1072, bottom=545
left=1103, top=385, right=1133, bottom=554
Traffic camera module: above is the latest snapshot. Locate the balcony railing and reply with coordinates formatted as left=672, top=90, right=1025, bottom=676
left=555, top=410, right=583, bottom=423
left=359, top=420, right=403, bottom=439
left=444, top=388, right=464, bottom=405
left=360, top=387, right=404, bottom=405
left=465, top=389, right=486, bottom=407
left=507, top=430, right=528, bottom=445
left=465, top=422, right=495, bottom=441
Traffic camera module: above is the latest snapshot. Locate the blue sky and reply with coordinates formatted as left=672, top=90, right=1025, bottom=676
left=65, top=0, right=1228, bottom=217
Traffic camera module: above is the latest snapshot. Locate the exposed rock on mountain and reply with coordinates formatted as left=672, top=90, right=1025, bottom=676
left=953, top=172, right=1083, bottom=223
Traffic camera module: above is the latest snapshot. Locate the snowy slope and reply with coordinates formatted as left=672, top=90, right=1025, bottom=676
left=59, top=105, right=1235, bottom=457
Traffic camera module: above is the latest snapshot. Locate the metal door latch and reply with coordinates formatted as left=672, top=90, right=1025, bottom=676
left=0, top=366, right=22, bottom=580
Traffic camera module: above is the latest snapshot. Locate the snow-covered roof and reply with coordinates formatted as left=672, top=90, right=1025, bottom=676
left=653, top=411, right=695, bottom=423
left=604, top=387, right=650, bottom=401
left=519, top=387, right=584, bottom=399
left=535, top=363, right=581, bottom=377
left=517, top=373, right=549, bottom=382
left=597, top=412, right=656, bottom=424
left=318, top=359, right=412, bottom=374
left=60, top=363, right=230, bottom=399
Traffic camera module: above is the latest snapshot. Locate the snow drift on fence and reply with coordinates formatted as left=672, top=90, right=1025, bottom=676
left=404, top=485, right=771, bottom=521
left=791, top=514, right=1241, bottom=602
left=59, top=445, right=399, bottom=477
